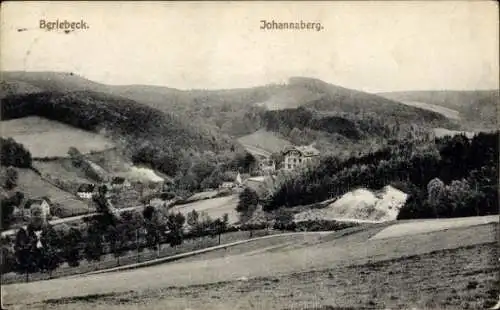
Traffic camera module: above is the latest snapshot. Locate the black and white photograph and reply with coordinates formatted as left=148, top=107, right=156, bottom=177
left=0, top=1, right=498, bottom=309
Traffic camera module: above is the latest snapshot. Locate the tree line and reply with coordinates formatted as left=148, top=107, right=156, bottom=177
left=0, top=190, right=231, bottom=280
left=264, top=132, right=499, bottom=219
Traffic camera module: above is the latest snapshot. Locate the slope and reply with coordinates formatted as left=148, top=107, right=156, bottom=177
left=3, top=218, right=497, bottom=309
left=1, top=72, right=457, bottom=138
left=237, top=129, right=292, bottom=156
left=1, top=116, right=115, bottom=158
left=13, top=168, right=91, bottom=217
left=378, top=90, right=499, bottom=130
left=0, top=90, right=239, bottom=157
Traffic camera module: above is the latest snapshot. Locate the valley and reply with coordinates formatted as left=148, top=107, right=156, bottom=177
left=0, top=71, right=498, bottom=310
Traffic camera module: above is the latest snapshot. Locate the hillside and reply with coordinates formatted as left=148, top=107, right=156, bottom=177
left=237, top=129, right=292, bottom=156
left=1, top=116, right=115, bottom=158
left=378, top=90, right=499, bottom=130
left=1, top=71, right=108, bottom=95
left=1, top=72, right=457, bottom=136
left=1, top=90, right=239, bottom=167
left=9, top=168, right=92, bottom=217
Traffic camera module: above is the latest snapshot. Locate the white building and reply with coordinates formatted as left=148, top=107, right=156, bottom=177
left=282, top=145, right=320, bottom=170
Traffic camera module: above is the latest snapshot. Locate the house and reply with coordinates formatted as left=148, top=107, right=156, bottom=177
left=76, top=183, right=95, bottom=199
left=282, top=145, right=320, bottom=170
left=220, top=182, right=235, bottom=189
left=110, top=176, right=131, bottom=189
left=22, top=197, right=51, bottom=221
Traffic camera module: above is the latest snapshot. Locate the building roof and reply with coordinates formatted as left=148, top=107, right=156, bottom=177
left=245, top=176, right=267, bottom=183
left=24, top=197, right=50, bottom=208
left=111, top=176, right=126, bottom=185
left=77, top=183, right=95, bottom=193
left=283, top=145, right=320, bottom=157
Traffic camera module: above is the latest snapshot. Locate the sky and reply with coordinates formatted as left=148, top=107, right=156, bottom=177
left=1, top=1, right=499, bottom=92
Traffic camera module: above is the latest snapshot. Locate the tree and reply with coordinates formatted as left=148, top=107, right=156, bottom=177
left=274, top=209, right=295, bottom=231
left=143, top=205, right=163, bottom=254
left=39, top=225, right=63, bottom=277
left=93, top=185, right=112, bottom=213
left=237, top=188, right=259, bottom=223
left=1, top=191, right=23, bottom=230
left=186, top=210, right=200, bottom=235
left=4, top=166, right=18, bottom=190
left=62, top=228, right=83, bottom=267
left=427, top=178, right=445, bottom=217
left=84, top=224, right=104, bottom=267
left=165, top=212, right=185, bottom=247
left=14, top=227, right=40, bottom=282
left=106, top=225, right=127, bottom=264
left=212, top=214, right=229, bottom=244
left=1, top=236, right=15, bottom=275
left=0, top=138, right=32, bottom=168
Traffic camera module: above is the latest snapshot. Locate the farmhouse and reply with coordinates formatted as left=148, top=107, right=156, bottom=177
left=76, top=183, right=95, bottom=199
left=282, top=145, right=320, bottom=170
left=22, top=197, right=51, bottom=220
left=220, top=182, right=235, bottom=189
left=110, top=176, right=131, bottom=189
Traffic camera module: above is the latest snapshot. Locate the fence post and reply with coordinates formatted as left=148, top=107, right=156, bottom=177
left=136, top=229, right=139, bottom=263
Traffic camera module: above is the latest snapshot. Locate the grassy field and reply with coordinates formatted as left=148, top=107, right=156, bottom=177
left=370, top=215, right=498, bottom=240
left=1, top=116, right=115, bottom=158
left=33, top=159, right=94, bottom=185
left=398, top=100, right=461, bottom=120
left=171, top=194, right=240, bottom=224
left=37, top=243, right=498, bottom=310
left=237, top=129, right=292, bottom=155
left=1, top=229, right=276, bottom=285
left=3, top=217, right=497, bottom=309
left=15, top=168, right=90, bottom=217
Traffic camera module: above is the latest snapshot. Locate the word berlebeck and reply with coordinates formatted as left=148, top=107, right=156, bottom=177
left=40, top=19, right=89, bottom=31
left=260, top=20, right=324, bottom=31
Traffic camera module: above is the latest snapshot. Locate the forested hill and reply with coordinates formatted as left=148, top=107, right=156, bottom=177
left=378, top=90, right=499, bottom=130
left=2, top=72, right=459, bottom=138
left=1, top=90, right=240, bottom=157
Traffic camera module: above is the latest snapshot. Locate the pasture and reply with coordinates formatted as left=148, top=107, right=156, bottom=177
left=1, top=116, right=115, bottom=158
left=3, top=216, right=497, bottom=309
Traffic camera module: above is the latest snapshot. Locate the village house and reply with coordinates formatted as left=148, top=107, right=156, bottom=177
left=22, top=197, right=51, bottom=222
left=110, top=176, right=131, bottom=189
left=282, top=145, right=320, bottom=170
left=218, top=173, right=243, bottom=190
left=76, top=183, right=95, bottom=199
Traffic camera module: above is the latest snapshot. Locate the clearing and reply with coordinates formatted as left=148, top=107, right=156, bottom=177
left=1, top=116, right=115, bottom=158
left=2, top=216, right=497, bottom=309
left=398, top=101, right=461, bottom=120
left=237, top=129, right=292, bottom=156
